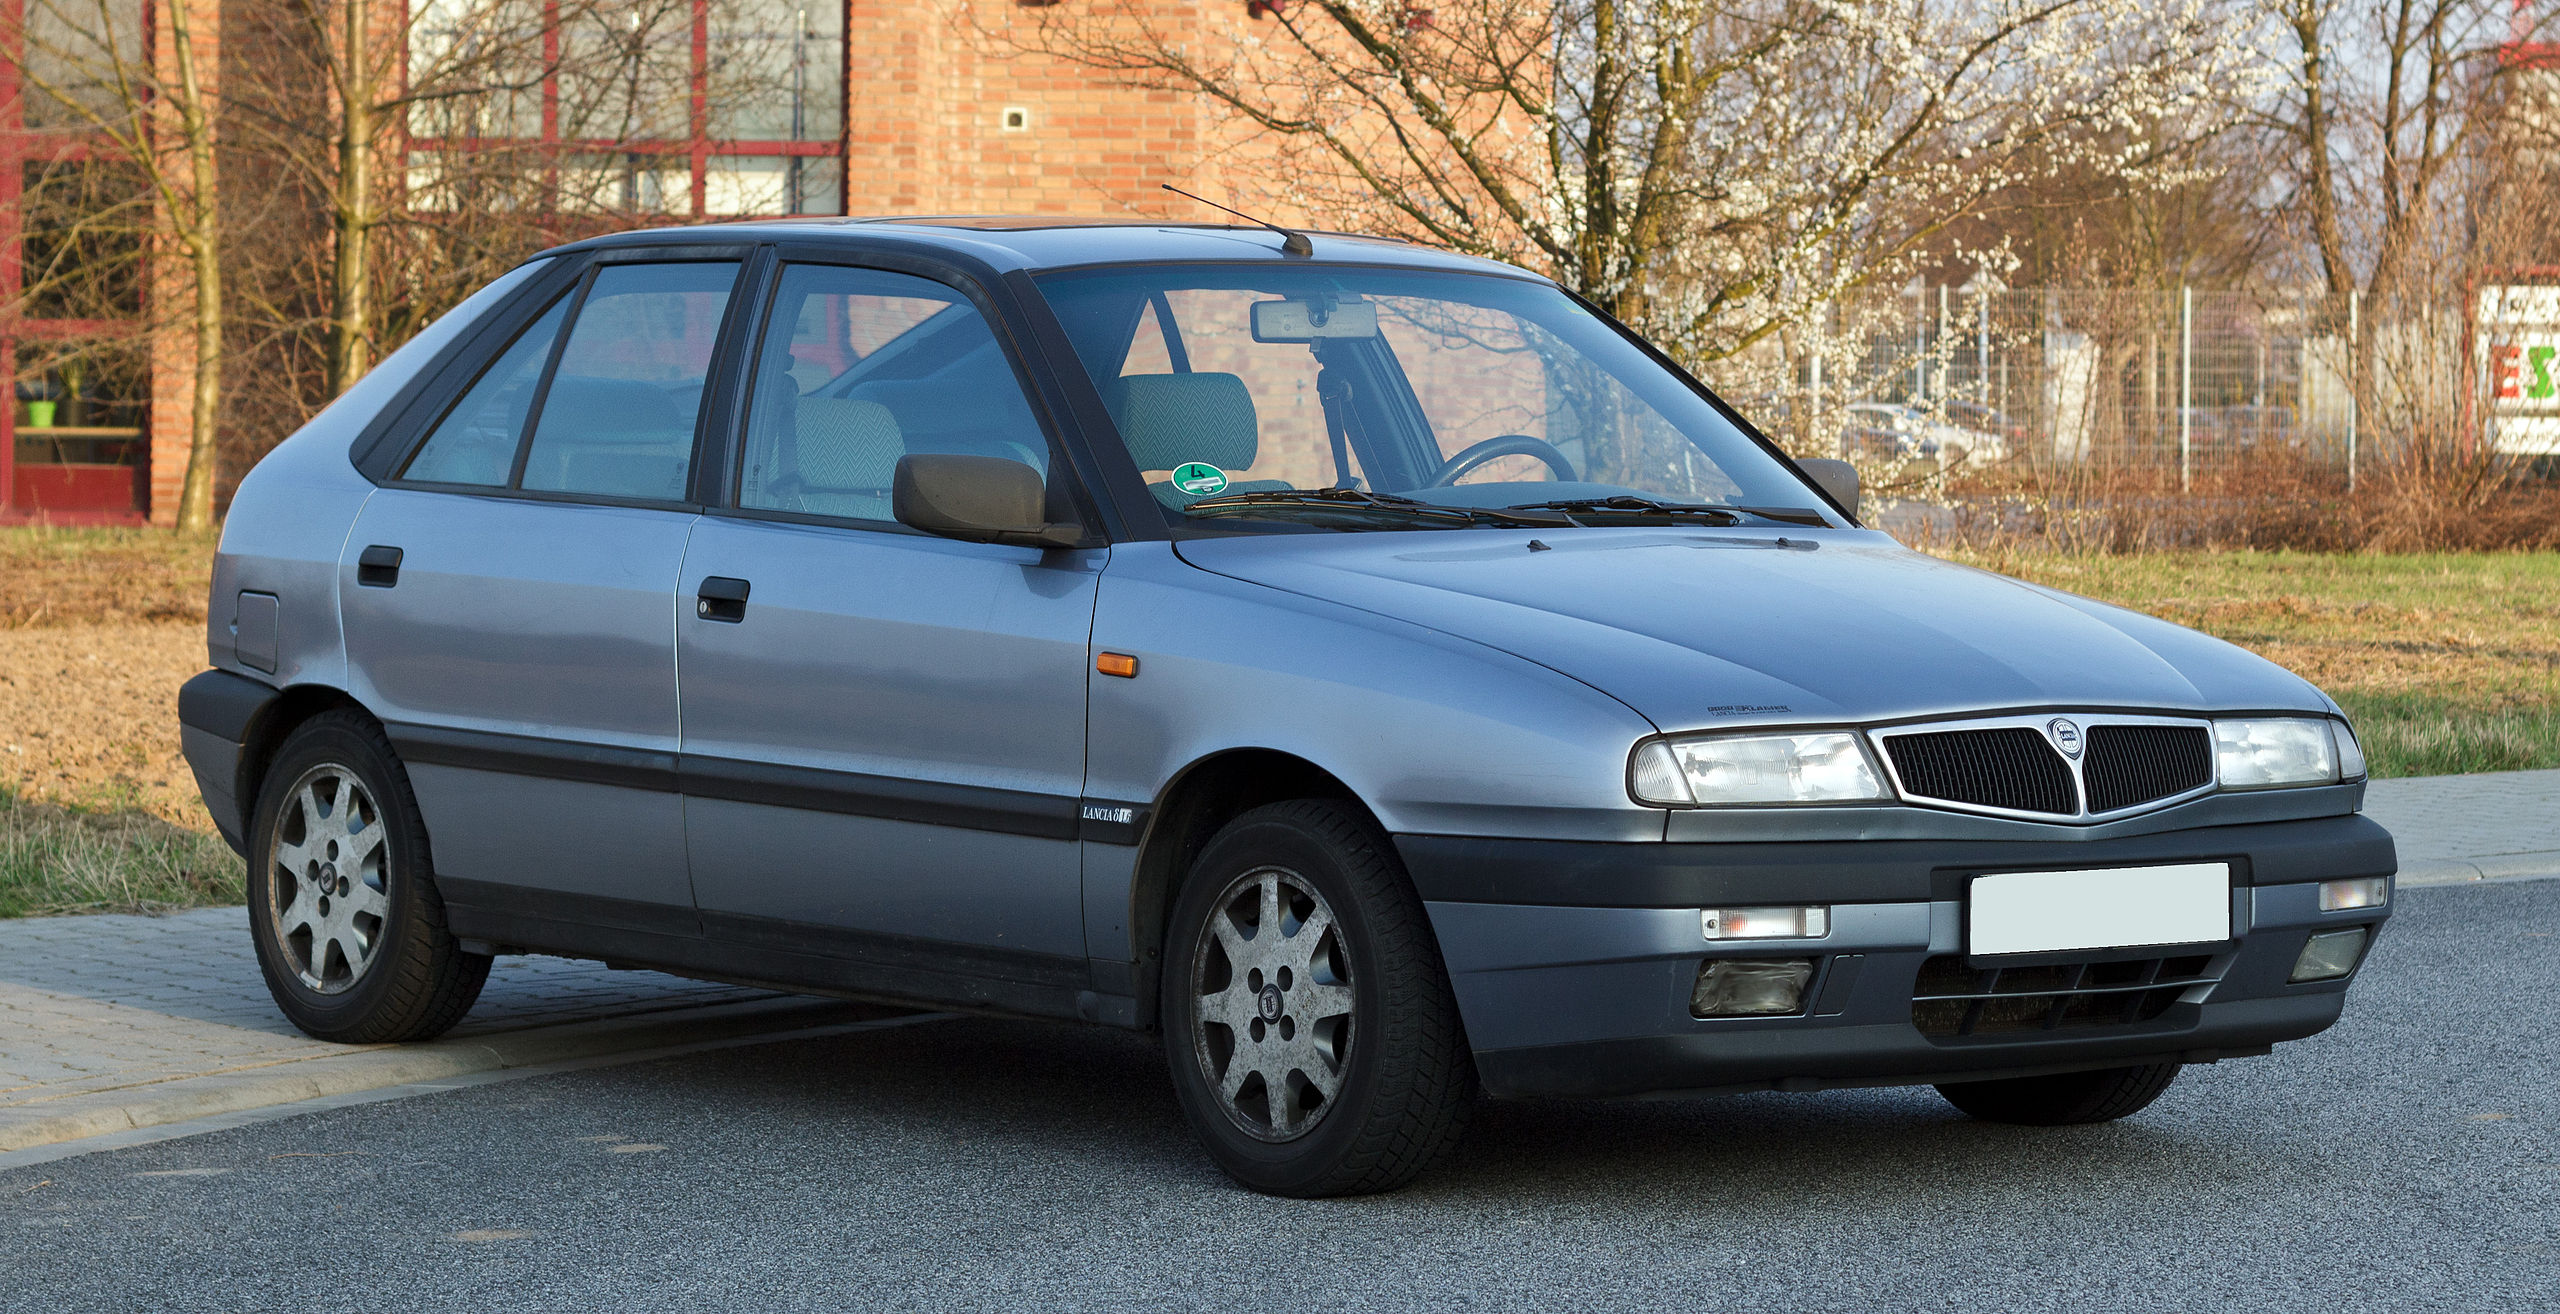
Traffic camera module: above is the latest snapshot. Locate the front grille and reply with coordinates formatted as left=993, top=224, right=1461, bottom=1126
left=2083, top=724, right=2213, bottom=813
left=1911, top=954, right=2221, bottom=1040
left=1881, top=728, right=2079, bottom=816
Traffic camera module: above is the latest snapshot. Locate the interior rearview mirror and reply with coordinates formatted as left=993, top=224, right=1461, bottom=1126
left=1250, top=298, right=1381, bottom=342
left=1794, top=457, right=1859, bottom=518
left=893, top=454, right=1083, bottom=549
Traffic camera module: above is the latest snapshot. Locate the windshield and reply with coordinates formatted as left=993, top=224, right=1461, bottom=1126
left=1035, top=265, right=1832, bottom=531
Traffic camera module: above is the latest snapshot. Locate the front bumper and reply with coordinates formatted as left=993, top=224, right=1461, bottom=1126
left=1397, top=814, right=2394, bottom=1100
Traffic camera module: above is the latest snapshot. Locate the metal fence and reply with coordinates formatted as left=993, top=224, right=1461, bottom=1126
left=1777, top=286, right=2469, bottom=489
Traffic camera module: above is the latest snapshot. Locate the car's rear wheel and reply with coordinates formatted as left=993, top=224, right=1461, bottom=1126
left=1935, top=1062, right=2182, bottom=1125
left=247, top=711, right=488, bottom=1043
left=1161, top=800, right=1475, bottom=1197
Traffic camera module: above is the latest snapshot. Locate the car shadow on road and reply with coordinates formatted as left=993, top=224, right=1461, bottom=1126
left=627, top=1009, right=2302, bottom=1214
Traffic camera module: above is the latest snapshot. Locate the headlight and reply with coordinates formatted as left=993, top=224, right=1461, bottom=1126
left=1631, top=732, right=1889, bottom=806
left=2213, top=718, right=2342, bottom=789
left=2333, top=721, right=2367, bottom=780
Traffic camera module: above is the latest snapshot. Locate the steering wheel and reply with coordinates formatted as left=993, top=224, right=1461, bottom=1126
left=1426, top=434, right=1578, bottom=487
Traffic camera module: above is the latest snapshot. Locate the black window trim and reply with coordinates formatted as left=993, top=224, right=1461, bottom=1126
left=360, top=242, right=763, bottom=513
left=350, top=255, right=584, bottom=482
left=695, top=242, right=1117, bottom=548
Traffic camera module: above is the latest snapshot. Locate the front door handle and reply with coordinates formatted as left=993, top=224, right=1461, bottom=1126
left=696, top=576, right=750, bottom=623
left=357, top=545, right=403, bottom=588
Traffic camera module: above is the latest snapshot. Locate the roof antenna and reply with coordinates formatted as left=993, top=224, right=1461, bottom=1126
left=1162, top=183, right=1313, bottom=257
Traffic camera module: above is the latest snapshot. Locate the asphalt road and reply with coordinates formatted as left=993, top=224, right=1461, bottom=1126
left=5, top=880, right=2554, bottom=1313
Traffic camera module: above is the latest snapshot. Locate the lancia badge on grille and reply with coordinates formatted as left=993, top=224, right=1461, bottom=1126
left=2047, top=717, right=2084, bottom=758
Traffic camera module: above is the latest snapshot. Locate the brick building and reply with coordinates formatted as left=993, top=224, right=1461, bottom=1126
left=2, top=0, right=1260, bottom=524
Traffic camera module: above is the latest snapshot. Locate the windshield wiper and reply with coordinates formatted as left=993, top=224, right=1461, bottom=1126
left=1503, top=495, right=1830, bottom=528
left=1185, top=487, right=1575, bottom=528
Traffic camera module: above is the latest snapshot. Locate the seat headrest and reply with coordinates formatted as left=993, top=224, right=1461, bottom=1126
left=795, top=399, right=904, bottom=491
left=1102, top=373, right=1257, bottom=473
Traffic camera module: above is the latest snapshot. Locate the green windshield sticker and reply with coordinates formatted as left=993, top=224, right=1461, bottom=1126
left=1170, top=463, right=1229, bottom=497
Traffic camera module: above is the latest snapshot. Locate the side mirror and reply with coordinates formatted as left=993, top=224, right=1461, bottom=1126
left=893, top=454, right=1082, bottom=549
left=1794, top=457, right=1859, bottom=519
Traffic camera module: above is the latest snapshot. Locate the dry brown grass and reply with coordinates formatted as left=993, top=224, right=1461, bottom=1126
left=0, top=525, right=214, bottom=629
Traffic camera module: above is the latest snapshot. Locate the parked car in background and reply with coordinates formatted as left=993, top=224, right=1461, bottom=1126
left=180, top=218, right=2393, bottom=1198
left=1943, top=399, right=2030, bottom=449
left=1841, top=402, right=2008, bottom=464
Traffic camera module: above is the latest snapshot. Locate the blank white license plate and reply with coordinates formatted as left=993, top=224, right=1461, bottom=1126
left=1968, top=863, right=2232, bottom=957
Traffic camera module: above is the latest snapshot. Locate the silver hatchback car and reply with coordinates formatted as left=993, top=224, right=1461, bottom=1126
left=180, top=219, right=2394, bottom=1196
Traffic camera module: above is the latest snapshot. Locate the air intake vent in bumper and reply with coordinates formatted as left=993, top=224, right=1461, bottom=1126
left=1911, top=954, right=2222, bottom=1040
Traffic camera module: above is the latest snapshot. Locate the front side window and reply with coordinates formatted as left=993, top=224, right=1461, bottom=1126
left=735, top=263, right=1051, bottom=524
left=1037, top=266, right=1830, bottom=532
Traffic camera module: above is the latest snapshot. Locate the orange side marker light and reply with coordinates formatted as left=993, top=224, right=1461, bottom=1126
left=1096, top=652, right=1140, bottom=678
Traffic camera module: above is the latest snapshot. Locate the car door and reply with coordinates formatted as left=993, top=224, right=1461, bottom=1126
left=343, top=254, right=747, bottom=938
left=675, top=259, right=1104, bottom=993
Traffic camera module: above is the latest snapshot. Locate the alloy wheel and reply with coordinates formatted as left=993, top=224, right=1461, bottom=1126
left=265, top=763, right=392, bottom=994
left=1188, top=866, right=1356, bottom=1142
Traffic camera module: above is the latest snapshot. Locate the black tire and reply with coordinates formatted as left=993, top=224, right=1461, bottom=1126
left=1935, top=1062, right=2182, bottom=1125
left=245, top=710, right=488, bottom=1043
left=1160, top=800, right=1476, bottom=1197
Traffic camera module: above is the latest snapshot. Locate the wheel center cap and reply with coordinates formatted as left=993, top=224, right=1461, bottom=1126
left=320, top=862, right=338, bottom=885
left=1257, top=984, right=1284, bottom=1022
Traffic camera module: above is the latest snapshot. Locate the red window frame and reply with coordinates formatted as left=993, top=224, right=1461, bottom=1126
left=401, top=0, right=850, bottom=222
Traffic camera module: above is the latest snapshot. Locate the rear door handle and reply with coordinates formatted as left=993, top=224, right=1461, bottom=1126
left=696, top=576, right=750, bottom=623
left=357, top=545, right=403, bottom=588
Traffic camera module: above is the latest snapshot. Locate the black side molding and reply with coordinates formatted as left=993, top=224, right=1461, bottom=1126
left=389, top=723, right=679, bottom=793
left=383, top=721, right=1084, bottom=841
left=681, top=754, right=1080, bottom=840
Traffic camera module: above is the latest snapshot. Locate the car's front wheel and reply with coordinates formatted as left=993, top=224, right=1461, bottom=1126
left=1160, top=800, right=1476, bottom=1197
left=1935, top=1062, right=2182, bottom=1125
left=246, top=711, right=489, bottom=1043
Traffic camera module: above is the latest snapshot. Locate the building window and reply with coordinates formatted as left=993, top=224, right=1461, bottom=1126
left=1, top=4, right=154, bottom=521
left=408, top=0, right=846, bottom=219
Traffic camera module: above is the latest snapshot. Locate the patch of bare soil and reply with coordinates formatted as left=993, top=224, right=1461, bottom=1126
left=0, top=622, right=213, bottom=828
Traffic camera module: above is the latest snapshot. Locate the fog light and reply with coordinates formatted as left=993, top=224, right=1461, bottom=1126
left=2291, top=927, right=2370, bottom=982
left=1692, top=958, right=1815, bottom=1017
left=1702, top=905, right=1830, bottom=940
left=2318, top=877, right=2388, bottom=912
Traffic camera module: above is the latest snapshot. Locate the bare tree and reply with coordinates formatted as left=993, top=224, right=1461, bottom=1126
left=2256, top=0, right=2557, bottom=461
left=2260, top=0, right=2532, bottom=306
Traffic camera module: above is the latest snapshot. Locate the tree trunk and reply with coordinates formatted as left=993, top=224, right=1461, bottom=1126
left=325, top=0, right=374, bottom=396
left=168, top=0, right=222, bottom=534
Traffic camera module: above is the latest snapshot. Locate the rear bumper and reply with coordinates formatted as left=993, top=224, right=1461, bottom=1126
left=177, top=668, right=276, bottom=855
left=1397, top=815, right=2394, bottom=1100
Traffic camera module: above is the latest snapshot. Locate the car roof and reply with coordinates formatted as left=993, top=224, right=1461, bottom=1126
left=537, top=216, right=1545, bottom=281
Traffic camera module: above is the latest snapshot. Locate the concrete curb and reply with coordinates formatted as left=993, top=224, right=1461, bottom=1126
left=0, top=995, right=902, bottom=1154
left=2396, top=853, right=2560, bottom=888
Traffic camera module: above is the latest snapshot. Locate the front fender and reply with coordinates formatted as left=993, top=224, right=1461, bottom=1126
left=1086, top=542, right=1664, bottom=844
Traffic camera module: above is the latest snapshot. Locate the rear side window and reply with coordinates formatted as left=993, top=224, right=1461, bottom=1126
left=401, top=296, right=572, bottom=486
left=734, top=263, right=1050, bottom=524
left=520, top=262, right=741, bottom=500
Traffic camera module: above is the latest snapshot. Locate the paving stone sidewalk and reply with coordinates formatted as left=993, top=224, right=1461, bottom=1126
left=0, top=909, right=796, bottom=1150
left=0, top=768, right=2551, bottom=1155
left=2361, top=767, right=2560, bottom=886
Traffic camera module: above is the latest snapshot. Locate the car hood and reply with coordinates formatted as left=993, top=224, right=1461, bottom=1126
left=1173, top=529, right=2330, bottom=731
